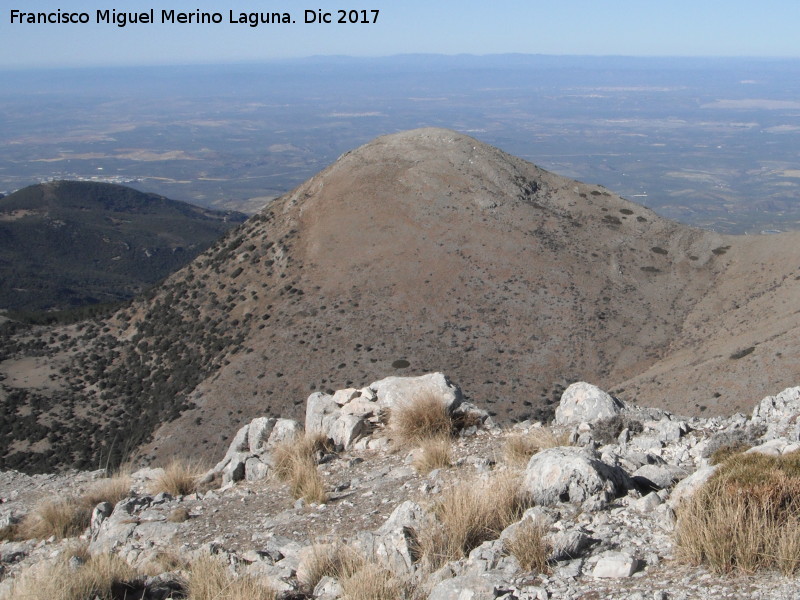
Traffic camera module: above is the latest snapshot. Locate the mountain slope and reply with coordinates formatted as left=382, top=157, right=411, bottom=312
left=0, top=181, right=246, bottom=312
left=2, top=128, right=800, bottom=471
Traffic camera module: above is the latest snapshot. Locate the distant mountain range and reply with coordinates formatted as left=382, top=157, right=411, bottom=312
left=3, top=129, right=800, bottom=473
left=0, top=181, right=246, bottom=314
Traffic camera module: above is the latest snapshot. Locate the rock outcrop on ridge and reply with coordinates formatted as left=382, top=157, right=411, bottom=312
left=2, top=374, right=800, bottom=599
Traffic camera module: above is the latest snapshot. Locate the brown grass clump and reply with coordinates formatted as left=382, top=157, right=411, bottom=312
left=413, top=435, right=452, bottom=474
left=709, top=441, right=753, bottom=465
left=418, top=471, right=531, bottom=570
left=297, top=543, right=411, bottom=600
left=13, top=470, right=133, bottom=541
left=676, top=450, right=800, bottom=576
left=187, top=554, right=276, bottom=600
left=149, top=459, right=203, bottom=497
left=502, top=427, right=571, bottom=467
left=297, top=542, right=363, bottom=590
left=506, top=519, right=551, bottom=573
left=7, top=552, right=139, bottom=600
left=138, top=547, right=191, bottom=577
left=272, top=432, right=329, bottom=504
left=392, top=391, right=453, bottom=445
left=16, top=497, right=91, bottom=540
left=81, top=471, right=132, bottom=507
left=339, top=561, right=411, bottom=600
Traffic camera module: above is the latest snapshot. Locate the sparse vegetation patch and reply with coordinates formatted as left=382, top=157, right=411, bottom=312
left=391, top=391, right=453, bottom=445
left=507, top=519, right=551, bottom=573
left=676, top=450, right=800, bottom=575
left=272, top=432, right=330, bottom=504
left=148, top=459, right=203, bottom=497
left=418, top=472, right=531, bottom=570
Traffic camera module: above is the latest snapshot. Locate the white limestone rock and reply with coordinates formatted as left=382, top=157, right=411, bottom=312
left=427, top=571, right=514, bottom=600
left=592, top=550, right=640, bottom=578
left=523, top=446, right=630, bottom=507
left=369, top=372, right=463, bottom=414
left=554, top=382, right=624, bottom=426
left=751, top=386, right=800, bottom=441
left=305, top=391, right=340, bottom=435
left=266, top=418, right=303, bottom=448
left=668, top=465, right=718, bottom=510
left=247, top=417, right=277, bottom=454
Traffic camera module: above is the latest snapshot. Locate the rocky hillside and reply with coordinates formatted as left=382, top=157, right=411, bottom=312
left=4, top=128, right=800, bottom=472
left=0, top=180, right=246, bottom=314
left=1, top=374, right=800, bottom=599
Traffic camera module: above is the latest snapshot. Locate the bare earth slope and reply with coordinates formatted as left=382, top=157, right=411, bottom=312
left=2, top=128, right=800, bottom=469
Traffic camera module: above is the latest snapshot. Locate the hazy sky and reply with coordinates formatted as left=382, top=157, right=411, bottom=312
left=2, top=0, right=800, bottom=68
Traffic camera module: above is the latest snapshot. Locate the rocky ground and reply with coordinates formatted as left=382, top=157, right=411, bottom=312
left=2, top=373, right=800, bottom=599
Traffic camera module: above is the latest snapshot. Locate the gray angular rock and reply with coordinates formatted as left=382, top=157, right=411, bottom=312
left=653, top=419, right=689, bottom=442
left=247, top=417, right=277, bottom=454
left=244, top=457, right=270, bottom=482
left=631, top=464, right=686, bottom=491
left=668, top=465, right=718, bottom=510
left=207, top=423, right=251, bottom=478
left=357, top=500, right=431, bottom=576
left=465, top=539, right=519, bottom=575
left=266, top=418, right=303, bottom=448
left=90, top=501, right=114, bottom=538
left=751, top=386, right=800, bottom=441
left=554, top=382, right=624, bottom=426
left=523, top=446, right=629, bottom=506
left=746, top=439, right=800, bottom=456
left=591, top=550, right=640, bottom=578
left=427, top=571, right=514, bottom=600
left=89, top=496, right=151, bottom=554
left=305, top=392, right=340, bottom=435
left=329, top=413, right=368, bottom=450
left=221, top=452, right=248, bottom=485
left=548, top=528, right=592, bottom=561
left=314, top=576, right=343, bottom=600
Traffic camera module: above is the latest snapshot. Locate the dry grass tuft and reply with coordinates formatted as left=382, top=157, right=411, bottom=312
left=506, top=519, right=551, bottom=573
left=17, top=497, right=91, bottom=540
left=392, top=391, right=453, bottom=445
left=340, top=561, right=411, bottom=600
left=81, top=471, right=132, bottom=507
left=413, top=435, right=452, bottom=474
left=272, top=432, right=329, bottom=504
left=297, top=543, right=411, bottom=600
left=709, top=441, right=753, bottom=466
left=138, top=547, right=191, bottom=577
left=0, top=523, right=18, bottom=541
left=187, top=554, right=276, bottom=600
left=14, top=470, right=133, bottom=541
left=418, top=471, right=531, bottom=570
left=502, top=426, right=571, bottom=467
left=149, top=459, right=203, bottom=497
left=7, top=552, right=139, bottom=600
left=676, top=450, right=800, bottom=575
left=297, top=542, right=363, bottom=590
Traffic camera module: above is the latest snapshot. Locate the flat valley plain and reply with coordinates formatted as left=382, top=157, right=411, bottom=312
left=2, top=55, right=800, bottom=234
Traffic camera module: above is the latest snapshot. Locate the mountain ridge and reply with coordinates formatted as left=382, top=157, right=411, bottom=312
left=2, top=128, right=800, bottom=471
left=0, top=180, right=247, bottom=313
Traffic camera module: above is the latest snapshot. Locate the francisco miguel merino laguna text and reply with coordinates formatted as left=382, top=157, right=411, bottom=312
left=9, top=8, right=380, bottom=27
